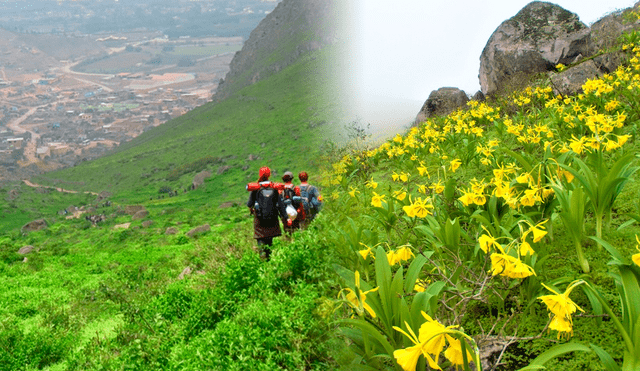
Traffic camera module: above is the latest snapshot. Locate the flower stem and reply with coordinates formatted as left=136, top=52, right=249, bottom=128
left=574, top=238, right=590, bottom=273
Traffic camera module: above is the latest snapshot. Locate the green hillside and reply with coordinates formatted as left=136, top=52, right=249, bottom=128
left=323, top=37, right=640, bottom=370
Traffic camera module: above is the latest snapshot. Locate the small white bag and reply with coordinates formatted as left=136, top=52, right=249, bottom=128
left=286, top=204, right=298, bottom=219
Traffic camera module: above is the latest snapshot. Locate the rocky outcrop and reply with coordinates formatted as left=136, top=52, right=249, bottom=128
left=215, top=0, right=340, bottom=100
left=479, top=2, right=590, bottom=96
left=21, top=219, right=47, bottom=234
left=132, top=210, right=149, bottom=220
left=125, top=205, right=146, bottom=216
left=186, top=224, right=211, bottom=238
left=17, top=245, right=35, bottom=255
left=192, top=170, right=211, bottom=190
left=415, top=87, right=469, bottom=124
left=550, top=60, right=602, bottom=96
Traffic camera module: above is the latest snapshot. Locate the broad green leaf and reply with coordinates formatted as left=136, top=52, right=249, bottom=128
left=519, top=342, right=592, bottom=370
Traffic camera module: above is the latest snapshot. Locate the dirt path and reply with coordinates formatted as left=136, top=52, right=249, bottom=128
left=6, top=105, right=44, bottom=165
left=22, top=179, right=99, bottom=196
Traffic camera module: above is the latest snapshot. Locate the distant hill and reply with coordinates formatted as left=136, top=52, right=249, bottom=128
left=30, top=0, right=342, bottom=206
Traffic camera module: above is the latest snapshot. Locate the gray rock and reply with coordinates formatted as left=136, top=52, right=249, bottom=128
left=21, top=219, right=47, bottom=234
left=217, top=165, right=231, bottom=175
left=125, top=205, right=146, bottom=216
left=165, top=227, right=179, bottom=235
left=593, top=51, right=629, bottom=74
left=192, top=170, right=212, bottom=190
left=186, top=224, right=210, bottom=238
left=17, top=245, right=35, bottom=255
left=142, top=220, right=154, bottom=228
left=132, top=210, right=149, bottom=220
left=178, top=266, right=192, bottom=280
left=95, top=191, right=112, bottom=203
left=472, top=91, right=486, bottom=102
left=479, top=2, right=590, bottom=96
left=219, top=201, right=237, bottom=209
left=550, top=59, right=603, bottom=96
left=415, top=87, right=469, bottom=124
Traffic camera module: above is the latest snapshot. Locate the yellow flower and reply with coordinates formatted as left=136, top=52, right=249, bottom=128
left=393, top=321, right=441, bottom=371
left=343, top=271, right=379, bottom=318
left=330, top=191, right=340, bottom=200
left=538, top=281, right=585, bottom=338
left=414, top=279, right=429, bottom=293
left=458, top=190, right=475, bottom=206
left=403, top=197, right=433, bottom=218
left=395, top=245, right=415, bottom=262
left=365, top=178, right=378, bottom=189
left=371, top=192, right=386, bottom=208
left=417, top=162, right=430, bottom=177
left=387, top=250, right=399, bottom=265
left=490, top=253, right=535, bottom=278
left=430, top=181, right=445, bottom=194
left=348, top=186, right=359, bottom=198
left=519, top=241, right=535, bottom=256
left=450, top=159, right=462, bottom=173
left=633, top=236, right=640, bottom=267
left=479, top=233, right=501, bottom=254
left=393, top=190, right=407, bottom=201
left=523, top=220, right=548, bottom=243
left=358, top=245, right=373, bottom=260
left=444, top=338, right=475, bottom=370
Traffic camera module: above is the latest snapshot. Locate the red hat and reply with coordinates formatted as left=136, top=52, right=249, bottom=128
left=259, top=166, right=271, bottom=180
left=298, top=171, right=308, bottom=181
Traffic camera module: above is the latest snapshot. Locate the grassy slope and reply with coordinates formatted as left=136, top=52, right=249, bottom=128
left=0, top=45, right=343, bottom=370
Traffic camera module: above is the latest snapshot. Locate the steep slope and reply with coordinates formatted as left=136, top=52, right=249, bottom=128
left=215, top=0, right=341, bottom=101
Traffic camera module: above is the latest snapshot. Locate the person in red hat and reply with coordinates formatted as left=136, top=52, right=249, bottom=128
left=246, top=166, right=289, bottom=260
left=298, top=171, right=322, bottom=228
left=280, top=171, right=304, bottom=234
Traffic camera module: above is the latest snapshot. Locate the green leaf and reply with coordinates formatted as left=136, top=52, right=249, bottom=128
left=404, top=254, right=428, bottom=294
left=519, top=342, right=592, bottom=370
left=589, top=344, right=621, bottom=371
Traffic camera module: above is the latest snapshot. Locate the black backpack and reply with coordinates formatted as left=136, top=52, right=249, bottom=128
left=282, top=187, right=300, bottom=208
left=255, top=187, right=277, bottom=220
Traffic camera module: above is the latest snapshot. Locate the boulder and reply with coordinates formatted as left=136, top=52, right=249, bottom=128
left=593, top=51, right=629, bottom=74
left=217, top=165, right=231, bottom=175
left=131, top=210, right=149, bottom=220
left=550, top=59, right=602, bottom=96
left=192, top=170, right=212, bottom=190
left=479, top=2, right=591, bottom=96
left=114, top=222, right=131, bottom=229
left=165, top=227, right=179, bottom=235
left=186, top=224, right=210, bottom=238
left=472, top=91, right=486, bottom=102
left=17, top=245, right=35, bottom=255
left=178, top=266, right=192, bottom=280
left=21, top=219, right=47, bottom=234
left=125, top=205, right=146, bottom=216
left=219, top=201, right=237, bottom=209
left=415, top=87, right=469, bottom=124
left=95, top=191, right=112, bottom=203
left=141, top=220, right=154, bottom=228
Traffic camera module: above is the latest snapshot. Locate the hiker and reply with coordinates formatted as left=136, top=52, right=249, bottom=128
left=280, top=171, right=304, bottom=233
left=298, top=171, right=323, bottom=227
left=247, top=166, right=290, bottom=260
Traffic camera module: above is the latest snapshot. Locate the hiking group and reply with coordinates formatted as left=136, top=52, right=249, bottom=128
left=246, top=166, right=323, bottom=260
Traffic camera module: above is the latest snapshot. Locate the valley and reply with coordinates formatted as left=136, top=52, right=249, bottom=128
left=0, top=30, right=243, bottom=181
